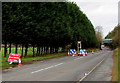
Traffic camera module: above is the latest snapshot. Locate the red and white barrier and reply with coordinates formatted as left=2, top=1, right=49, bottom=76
left=8, top=53, right=22, bottom=66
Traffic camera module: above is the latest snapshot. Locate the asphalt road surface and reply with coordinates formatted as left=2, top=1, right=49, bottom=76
left=2, top=48, right=113, bottom=82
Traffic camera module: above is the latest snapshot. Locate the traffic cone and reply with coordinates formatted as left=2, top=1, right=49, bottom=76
left=68, top=51, right=70, bottom=56
left=18, top=63, right=22, bottom=66
left=18, top=59, right=22, bottom=66
left=92, top=50, right=94, bottom=54
left=85, top=52, right=88, bottom=56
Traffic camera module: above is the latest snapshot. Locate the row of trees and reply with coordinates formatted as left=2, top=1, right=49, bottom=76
left=2, top=2, right=97, bottom=57
left=105, top=26, right=120, bottom=49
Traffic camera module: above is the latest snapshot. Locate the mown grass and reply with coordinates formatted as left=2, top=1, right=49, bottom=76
left=112, top=48, right=120, bottom=82
left=1, top=48, right=67, bottom=69
left=2, top=47, right=37, bottom=57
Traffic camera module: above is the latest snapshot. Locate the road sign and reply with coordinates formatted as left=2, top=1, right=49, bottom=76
left=77, top=41, right=81, bottom=44
left=102, top=39, right=112, bottom=43
left=77, top=41, right=81, bottom=51
left=80, top=50, right=85, bottom=54
left=70, top=49, right=76, bottom=55
left=8, top=53, right=21, bottom=63
left=80, top=49, right=86, bottom=56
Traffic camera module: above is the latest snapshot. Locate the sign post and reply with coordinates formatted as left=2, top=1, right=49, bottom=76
left=77, top=41, right=81, bottom=51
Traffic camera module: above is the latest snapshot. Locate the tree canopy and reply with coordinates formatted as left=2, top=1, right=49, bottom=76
left=105, top=26, right=120, bottom=48
left=2, top=2, right=97, bottom=57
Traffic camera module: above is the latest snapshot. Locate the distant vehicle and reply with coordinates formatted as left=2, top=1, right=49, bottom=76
left=101, top=45, right=105, bottom=49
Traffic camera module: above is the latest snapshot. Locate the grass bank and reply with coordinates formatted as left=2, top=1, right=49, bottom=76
left=112, top=48, right=120, bottom=82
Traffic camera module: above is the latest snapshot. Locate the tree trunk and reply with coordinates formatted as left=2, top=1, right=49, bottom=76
left=54, top=47, right=56, bottom=53
left=15, top=43, right=18, bottom=53
left=4, top=42, right=7, bottom=57
left=50, top=47, right=54, bottom=54
left=32, top=45, right=35, bottom=57
left=24, top=44, right=28, bottom=57
left=48, top=47, right=50, bottom=54
left=36, top=47, right=39, bottom=56
left=9, top=43, right=11, bottom=54
left=55, top=47, right=59, bottom=53
left=38, top=47, right=40, bottom=56
left=40, top=47, right=43, bottom=55
left=43, top=46, right=46, bottom=55
left=46, top=46, right=48, bottom=54
left=52, top=47, right=53, bottom=53
left=50, top=47, right=52, bottom=54
left=21, top=44, right=24, bottom=57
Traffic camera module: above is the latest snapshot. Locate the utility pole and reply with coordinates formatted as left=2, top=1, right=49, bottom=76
left=118, top=1, right=120, bottom=26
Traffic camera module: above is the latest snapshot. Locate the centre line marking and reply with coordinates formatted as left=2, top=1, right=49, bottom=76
left=31, top=63, right=63, bottom=74
left=74, top=57, right=83, bottom=60
left=77, top=56, right=107, bottom=83
left=54, top=63, right=63, bottom=66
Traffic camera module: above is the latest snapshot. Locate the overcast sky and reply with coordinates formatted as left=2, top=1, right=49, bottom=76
left=68, top=0, right=119, bottom=38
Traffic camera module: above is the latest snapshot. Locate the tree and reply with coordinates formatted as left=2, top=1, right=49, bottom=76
left=95, top=26, right=103, bottom=47
left=105, top=26, right=120, bottom=48
left=2, top=2, right=97, bottom=57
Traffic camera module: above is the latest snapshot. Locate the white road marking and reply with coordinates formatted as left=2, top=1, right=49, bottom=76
left=77, top=56, right=106, bottom=82
left=54, top=63, right=63, bottom=66
left=31, top=63, right=63, bottom=74
left=74, top=57, right=83, bottom=60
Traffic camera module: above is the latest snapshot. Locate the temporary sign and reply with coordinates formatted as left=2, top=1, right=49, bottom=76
left=80, top=50, right=85, bottom=54
left=8, top=53, right=20, bottom=63
left=70, top=49, right=76, bottom=55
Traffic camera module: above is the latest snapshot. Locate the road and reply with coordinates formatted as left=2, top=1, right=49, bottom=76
left=2, top=48, right=113, bottom=82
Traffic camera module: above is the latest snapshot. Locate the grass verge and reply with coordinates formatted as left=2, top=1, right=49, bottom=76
left=86, top=48, right=100, bottom=52
left=112, top=48, right=120, bottom=82
left=1, top=47, right=100, bottom=70
left=1, top=52, right=67, bottom=70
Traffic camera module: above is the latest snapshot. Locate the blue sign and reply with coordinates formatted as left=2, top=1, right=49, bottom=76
left=70, top=50, right=76, bottom=54
left=80, top=50, right=86, bottom=54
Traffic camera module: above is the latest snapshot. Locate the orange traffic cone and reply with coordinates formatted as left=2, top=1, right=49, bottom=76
left=18, top=63, right=22, bottom=66
left=18, top=59, right=22, bottom=66
left=92, top=50, right=94, bottom=54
